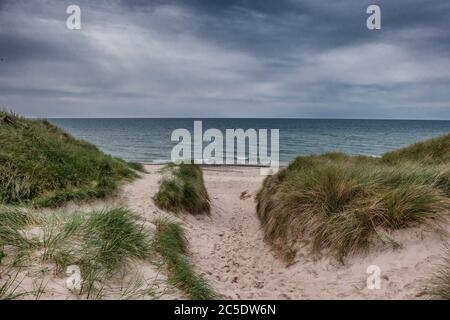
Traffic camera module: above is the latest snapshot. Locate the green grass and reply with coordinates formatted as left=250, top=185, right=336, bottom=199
left=256, top=135, right=450, bottom=262
left=153, top=219, right=216, bottom=300
left=0, top=206, right=36, bottom=254
left=383, top=134, right=450, bottom=164
left=127, top=162, right=147, bottom=173
left=0, top=206, right=36, bottom=299
left=39, top=208, right=151, bottom=297
left=153, top=163, right=211, bottom=215
left=425, top=245, right=450, bottom=299
left=80, top=208, right=150, bottom=271
left=0, top=207, right=152, bottom=299
left=0, top=272, right=26, bottom=300
left=0, top=111, right=140, bottom=208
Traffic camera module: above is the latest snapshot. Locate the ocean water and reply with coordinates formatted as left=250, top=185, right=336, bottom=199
left=50, top=119, right=450, bottom=165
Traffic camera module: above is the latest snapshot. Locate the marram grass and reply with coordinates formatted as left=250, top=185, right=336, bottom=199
left=153, top=163, right=211, bottom=215
left=425, top=245, right=450, bottom=299
left=256, top=135, right=450, bottom=262
left=0, top=111, right=141, bottom=208
left=153, top=219, right=216, bottom=300
left=0, top=207, right=152, bottom=299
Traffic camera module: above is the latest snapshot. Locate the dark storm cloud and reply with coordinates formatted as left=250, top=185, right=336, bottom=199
left=0, top=0, right=449, bottom=118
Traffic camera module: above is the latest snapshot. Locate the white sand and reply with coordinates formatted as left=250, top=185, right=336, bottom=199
left=4, top=164, right=448, bottom=299
left=124, top=165, right=449, bottom=299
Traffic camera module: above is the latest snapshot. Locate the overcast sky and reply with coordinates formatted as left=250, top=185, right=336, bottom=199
left=0, top=0, right=449, bottom=119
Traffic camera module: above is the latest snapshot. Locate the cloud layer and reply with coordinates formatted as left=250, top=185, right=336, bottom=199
left=0, top=0, right=449, bottom=119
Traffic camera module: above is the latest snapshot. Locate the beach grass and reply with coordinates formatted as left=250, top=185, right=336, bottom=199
left=0, top=207, right=152, bottom=299
left=425, top=245, right=450, bottom=299
left=0, top=111, right=140, bottom=208
left=256, top=135, right=450, bottom=262
left=41, top=208, right=151, bottom=297
left=126, top=162, right=147, bottom=173
left=153, top=219, right=216, bottom=300
left=153, top=163, right=211, bottom=215
left=0, top=206, right=36, bottom=255
left=382, top=134, right=450, bottom=164
left=0, top=271, right=26, bottom=300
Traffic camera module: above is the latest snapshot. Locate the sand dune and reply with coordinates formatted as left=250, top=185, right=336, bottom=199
left=123, top=165, right=448, bottom=299
left=5, top=164, right=447, bottom=299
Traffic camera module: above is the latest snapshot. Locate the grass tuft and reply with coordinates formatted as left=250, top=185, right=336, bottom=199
left=153, top=219, right=216, bottom=300
left=425, top=245, right=450, bottom=299
left=35, top=208, right=151, bottom=297
left=0, top=272, right=26, bottom=300
left=0, top=206, right=35, bottom=253
left=257, top=135, right=450, bottom=262
left=153, top=163, right=210, bottom=215
left=127, top=162, right=147, bottom=173
left=81, top=208, right=151, bottom=272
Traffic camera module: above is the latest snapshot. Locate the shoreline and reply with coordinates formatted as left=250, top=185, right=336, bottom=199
left=142, top=162, right=288, bottom=169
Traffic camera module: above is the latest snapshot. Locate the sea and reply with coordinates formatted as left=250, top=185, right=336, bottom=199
left=50, top=118, right=450, bottom=165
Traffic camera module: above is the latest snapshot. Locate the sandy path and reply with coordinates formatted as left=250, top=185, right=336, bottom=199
left=146, top=165, right=447, bottom=300
left=12, top=165, right=446, bottom=300
left=114, top=164, right=449, bottom=299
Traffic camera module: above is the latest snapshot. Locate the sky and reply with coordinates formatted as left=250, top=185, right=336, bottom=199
left=0, top=0, right=449, bottom=119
